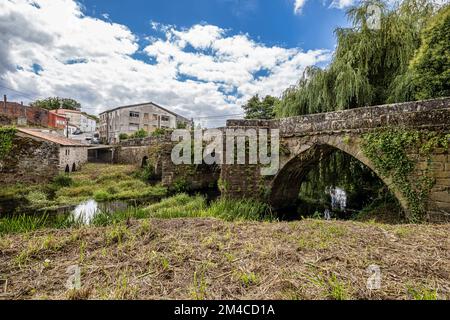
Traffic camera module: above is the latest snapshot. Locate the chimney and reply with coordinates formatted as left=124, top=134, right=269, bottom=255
left=3, top=95, right=6, bottom=112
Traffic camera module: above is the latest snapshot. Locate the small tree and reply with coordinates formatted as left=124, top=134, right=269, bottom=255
left=242, top=94, right=278, bottom=120
left=410, top=4, right=450, bottom=100
left=131, top=129, right=148, bottom=139
left=31, top=97, right=81, bottom=110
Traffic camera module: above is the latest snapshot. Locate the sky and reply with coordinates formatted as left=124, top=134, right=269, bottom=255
left=0, top=0, right=356, bottom=127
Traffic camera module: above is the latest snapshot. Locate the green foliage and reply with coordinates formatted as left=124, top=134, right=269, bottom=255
left=0, top=213, right=76, bottom=236
left=151, top=128, right=167, bottom=137
left=205, top=198, right=275, bottom=221
left=407, top=286, right=438, bottom=300
left=52, top=174, right=73, bottom=188
left=275, top=0, right=438, bottom=117
left=169, top=177, right=191, bottom=194
left=131, top=129, right=148, bottom=139
left=409, top=4, right=450, bottom=100
left=0, top=126, right=16, bottom=159
left=139, top=163, right=156, bottom=181
left=361, top=129, right=449, bottom=221
left=176, top=122, right=188, bottom=129
left=119, top=133, right=129, bottom=141
left=145, top=194, right=207, bottom=219
left=242, top=94, right=278, bottom=119
left=31, top=97, right=81, bottom=110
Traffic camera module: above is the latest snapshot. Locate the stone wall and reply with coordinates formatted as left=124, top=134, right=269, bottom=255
left=116, top=138, right=220, bottom=191
left=0, top=134, right=60, bottom=184
left=0, top=102, right=49, bottom=127
left=59, top=146, right=88, bottom=172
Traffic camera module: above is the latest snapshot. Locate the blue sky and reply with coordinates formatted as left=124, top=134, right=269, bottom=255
left=0, top=0, right=355, bottom=126
left=79, top=0, right=349, bottom=51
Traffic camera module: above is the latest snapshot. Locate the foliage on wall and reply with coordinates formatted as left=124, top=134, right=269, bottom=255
left=0, top=127, right=17, bottom=160
left=361, top=129, right=450, bottom=221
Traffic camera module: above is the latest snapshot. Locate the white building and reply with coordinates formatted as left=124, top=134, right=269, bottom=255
left=99, top=102, right=192, bottom=144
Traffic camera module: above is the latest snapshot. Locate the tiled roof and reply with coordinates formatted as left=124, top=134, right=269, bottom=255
left=17, top=128, right=88, bottom=147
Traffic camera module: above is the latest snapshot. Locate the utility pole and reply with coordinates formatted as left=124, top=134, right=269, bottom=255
left=3, top=95, right=6, bottom=113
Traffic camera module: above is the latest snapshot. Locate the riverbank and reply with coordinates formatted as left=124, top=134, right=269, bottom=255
left=0, top=164, right=167, bottom=214
left=0, top=218, right=448, bottom=300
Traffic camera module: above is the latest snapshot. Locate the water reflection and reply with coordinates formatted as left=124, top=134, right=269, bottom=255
left=71, top=199, right=129, bottom=224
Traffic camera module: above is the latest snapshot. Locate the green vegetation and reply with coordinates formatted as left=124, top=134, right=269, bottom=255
left=31, top=97, right=81, bottom=111
left=0, top=164, right=167, bottom=211
left=242, top=94, right=278, bottom=120
left=408, top=286, right=439, bottom=300
left=392, top=5, right=450, bottom=101
left=275, top=0, right=441, bottom=117
left=131, top=129, right=148, bottom=139
left=361, top=129, right=450, bottom=221
left=119, top=129, right=152, bottom=141
left=143, top=194, right=275, bottom=221
left=151, top=128, right=168, bottom=137
left=0, top=192, right=275, bottom=235
left=0, top=126, right=16, bottom=160
left=0, top=213, right=80, bottom=236
left=119, top=133, right=129, bottom=141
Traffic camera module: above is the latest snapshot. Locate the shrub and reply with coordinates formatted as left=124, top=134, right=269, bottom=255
left=53, top=174, right=73, bottom=187
left=151, top=128, right=167, bottom=137
left=131, top=129, right=148, bottom=139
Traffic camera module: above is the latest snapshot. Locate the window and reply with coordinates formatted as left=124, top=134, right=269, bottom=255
left=144, top=113, right=149, bottom=121
left=152, top=114, right=158, bottom=121
left=130, top=111, right=140, bottom=118
left=161, top=116, right=170, bottom=122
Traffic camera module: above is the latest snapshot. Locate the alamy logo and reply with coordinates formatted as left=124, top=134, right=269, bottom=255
left=171, top=128, right=280, bottom=176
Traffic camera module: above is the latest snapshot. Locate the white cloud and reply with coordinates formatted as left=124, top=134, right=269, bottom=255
left=330, top=0, right=356, bottom=9
left=294, top=0, right=358, bottom=15
left=0, top=0, right=330, bottom=127
left=294, top=0, right=308, bottom=14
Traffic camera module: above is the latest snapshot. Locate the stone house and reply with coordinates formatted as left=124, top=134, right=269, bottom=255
left=99, top=102, right=193, bottom=144
left=0, top=128, right=88, bottom=184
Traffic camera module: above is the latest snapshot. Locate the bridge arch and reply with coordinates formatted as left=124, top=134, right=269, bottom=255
left=268, top=135, right=409, bottom=216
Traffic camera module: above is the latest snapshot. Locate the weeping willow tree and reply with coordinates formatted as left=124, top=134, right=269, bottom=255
left=275, top=0, right=446, bottom=217
left=275, top=0, right=438, bottom=117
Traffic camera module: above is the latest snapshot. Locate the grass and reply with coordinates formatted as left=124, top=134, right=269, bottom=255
left=1, top=191, right=277, bottom=236
left=0, top=164, right=168, bottom=211
left=0, top=213, right=79, bottom=236
left=408, top=286, right=439, bottom=300
left=1, top=217, right=449, bottom=300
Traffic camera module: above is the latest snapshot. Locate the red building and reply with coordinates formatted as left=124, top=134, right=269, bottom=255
left=48, top=111, right=67, bottom=129
left=1, top=101, right=49, bottom=127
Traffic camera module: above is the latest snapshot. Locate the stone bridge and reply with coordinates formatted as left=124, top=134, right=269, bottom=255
left=114, top=98, right=449, bottom=222
left=222, top=98, right=450, bottom=222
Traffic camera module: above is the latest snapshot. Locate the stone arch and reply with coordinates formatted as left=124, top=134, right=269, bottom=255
left=269, top=135, right=410, bottom=216
left=141, top=156, right=149, bottom=168
left=72, top=163, right=76, bottom=172
left=65, top=164, right=70, bottom=173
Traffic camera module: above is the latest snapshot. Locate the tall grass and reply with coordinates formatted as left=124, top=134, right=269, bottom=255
left=205, top=198, right=275, bottom=221
left=0, top=213, right=83, bottom=236
left=143, top=194, right=276, bottom=221
left=0, top=194, right=277, bottom=235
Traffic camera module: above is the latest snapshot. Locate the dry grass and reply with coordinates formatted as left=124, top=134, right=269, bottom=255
left=0, top=218, right=449, bottom=300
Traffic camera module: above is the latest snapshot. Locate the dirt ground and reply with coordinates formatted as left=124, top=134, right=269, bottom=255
left=0, top=218, right=449, bottom=300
